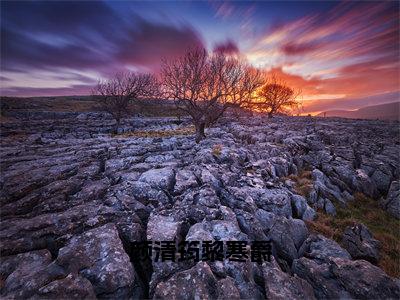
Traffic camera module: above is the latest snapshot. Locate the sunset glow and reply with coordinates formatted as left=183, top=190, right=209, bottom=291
left=1, top=1, right=399, bottom=114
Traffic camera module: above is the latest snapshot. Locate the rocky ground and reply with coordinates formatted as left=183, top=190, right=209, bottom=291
left=1, top=110, right=399, bottom=299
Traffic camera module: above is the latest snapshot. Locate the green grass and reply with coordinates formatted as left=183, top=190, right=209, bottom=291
left=306, top=193, right=400, bottom=277
left=288, top=170, right=399, bottom=277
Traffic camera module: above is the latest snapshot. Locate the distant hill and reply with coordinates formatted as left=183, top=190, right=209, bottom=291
left=317, top=102, right=400, bottom=121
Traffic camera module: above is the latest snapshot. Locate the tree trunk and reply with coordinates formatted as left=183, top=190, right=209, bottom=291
left=114, top=118, right=121, bottom=134
left=195, top=122, right=206, bottom=143
left=268, top=111, right=274, bottom=118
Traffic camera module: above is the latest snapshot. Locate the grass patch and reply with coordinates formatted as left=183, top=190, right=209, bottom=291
left=288, top=170, right=313, bottom=197
left=114, top=126, right=195, bottom=138
left=306, top=192, right=400, bottom=277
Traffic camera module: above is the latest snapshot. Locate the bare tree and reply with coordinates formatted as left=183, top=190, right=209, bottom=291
left=161, top=47, right=262, bottom=142
left=254, top=75, right=301, bottom=118
left=92, top=72, right=159, bottom=133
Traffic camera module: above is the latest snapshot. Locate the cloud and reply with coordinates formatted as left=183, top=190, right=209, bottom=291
left=246, top=1, right=399, bottom=111
left=211, top=2, right=235, bottom=20
left=1, top=1, right=204, bottom=95
left=117, top=17, right=203, bottom=71
left=1, top=0, right=398, bottom=106
left=301, top=91, right=400, bottom=114
left=213, top=39, right=239, bottom=55
left=281, top=42, right=319, bottom=56
left=0, top=84, right=94, bottom=97
left=1, top=1, right=119, bottom=72
left=262, top=67, right=322, bottom=97
left=0, top=76, right=11, bottom=82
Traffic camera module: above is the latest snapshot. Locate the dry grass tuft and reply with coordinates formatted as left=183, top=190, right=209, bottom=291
left=113, top=126, right=195, bottom=138
left=306, top=192, right=400, bottom=277
left=211, top=144, right=223, bottom=157
left=288, top=170, right=313, bottom=197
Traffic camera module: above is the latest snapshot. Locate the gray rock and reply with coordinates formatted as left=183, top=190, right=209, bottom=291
left=185, top=222, right=214, bottom=242
left=324, top=198, right=336, bottom=216
left=1, top=224, right=139, bottom=299
left=208, top=260, right=265, bottom=299
left=290, top=194, right=316, bottom=221
left=217, top=276, right=241, bottom=300
left=1, top=112, right=399, bottom=298
left=371, top=166, right=392, bottom=194
left=302, top=206, right=317, bottom=221
left=174, top=169, right=198, bottom=195
left=147, top=214, right=182, bottom=242
left=209, top=219, right=246, bottom=241
left=235, top=209, right=267, bottom=240
left=262, top=257, right=316, bottom=300
left=298, top=234, right=351, bottom=262
left=267, top=216, right=309, bottom=263
left=258, top=189, right=293, bottom=218
left=312, top=169, right=347, bottom=205
left=307, top=189, right=318, bottom=205
left=139, top=167, right=175, bottom=191
left=33, top=273, right=97, bottom=299
left=131, top=181, right=170, bottom=207
left=342, top=223, right=381, bottom=264
left=0, top=250, right=54, bottom=298
left=381, top=180, right=400, bottom=219
left=153, top=262, right=240, bottom=300
left=293, top=257, right=400, bottom=299
left=353, top=168, right=378, bottom=198
left=291, top=194, right=307, bottom=219
left=55, top=223, right=141, bottom=298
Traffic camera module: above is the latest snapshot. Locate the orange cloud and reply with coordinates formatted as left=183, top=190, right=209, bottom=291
left=245, top=2, right=399, bottom=112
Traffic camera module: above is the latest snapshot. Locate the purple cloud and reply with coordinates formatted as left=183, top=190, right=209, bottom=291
left=213, top=39, right=239, bottom=55
left=1, top=1, right=204, bottom=78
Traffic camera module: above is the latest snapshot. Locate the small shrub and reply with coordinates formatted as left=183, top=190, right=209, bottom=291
left=211, top=144, right=223, bottom=157
left=288, top=170, right=313, bottom=197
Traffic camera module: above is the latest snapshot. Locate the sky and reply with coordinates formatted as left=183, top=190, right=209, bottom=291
left=1, top=0, right=399, bottom=114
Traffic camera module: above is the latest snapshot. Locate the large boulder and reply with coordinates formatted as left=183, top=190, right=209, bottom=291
left=258, top=189, right=293, bottom=218
left=293, top=257, right=400, bottom=299
left=1, top=224, right=140, bottom=299
left=341, top=223, right=380, bottom=264
left=138, top=167, right=175, bottom=192
left=174, top=169, right=198, bottom=195
left=262, top=257, right=316, bottom=300
left=312, top=169, right=346, bottom=205
left=32, top=273, right=97, bottom=299
left=371, top=165, right=392, bottom=194
left=290, top=194, right=316, bottom=221
left=380, top=180, right=400, bottom=219
left=130, top=181, right=170, bottom=207
left=298, top=234, right=351, bottom=262
left=147, top=214, right=182, bottom=242
left=208, top=260, right=265, bottom=299
left=0, top=250, right=54, bottom=298
left=353, top=169, right=378, bottom=198
left=0, top=203, right=131, bottom=256
left=185, top=222, right=214, bottom=242
left=153, top=262, right=239, bottom=299
left=255, top=209, right=309, bottom=260
left=55, top=223, right=141, bottom=298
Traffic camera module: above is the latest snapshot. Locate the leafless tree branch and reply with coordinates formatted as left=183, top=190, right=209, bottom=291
left=161, top=47, right=262, bottom=142
left=92, top=72, right=159, bottom=133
